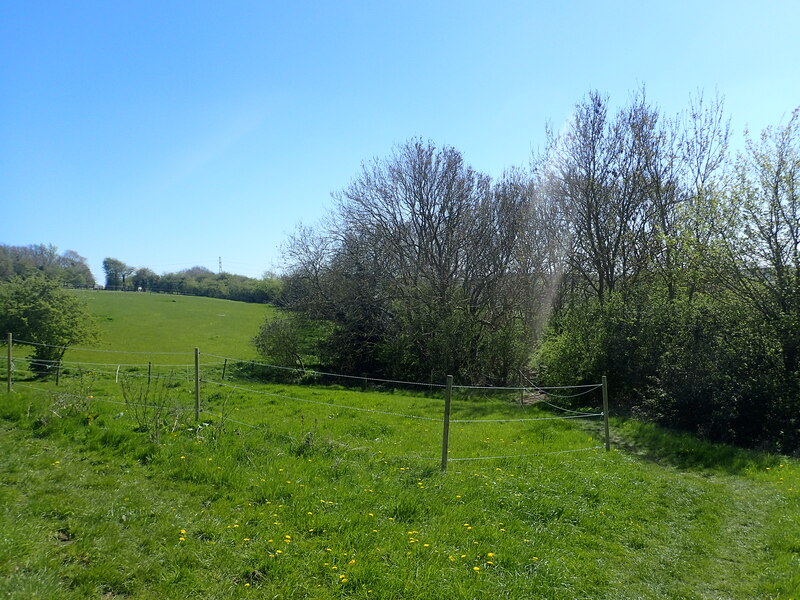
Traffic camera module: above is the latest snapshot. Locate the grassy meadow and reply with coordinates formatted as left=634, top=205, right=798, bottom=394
left=0, top=292, right=799, bottom=599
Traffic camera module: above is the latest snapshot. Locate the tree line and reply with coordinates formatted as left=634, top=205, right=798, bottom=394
left=270, top=90, right=799, bottom=453
left=0, top=244, right=95, bottom=288
left=101, top=259, right=282, bottom=304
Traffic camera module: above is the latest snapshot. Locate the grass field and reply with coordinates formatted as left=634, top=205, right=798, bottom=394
left=1, top=292, right=799, bottom=598
left=62, top=289, right=274, bottom=363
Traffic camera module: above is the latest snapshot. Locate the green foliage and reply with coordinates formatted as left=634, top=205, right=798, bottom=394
left=0, top=275, right=98, bottom=377
left=0, top=244, right=95, bottom=287
left=535, top=284, right=799, bottom=452
left=252, top=313, right=318, bottom=372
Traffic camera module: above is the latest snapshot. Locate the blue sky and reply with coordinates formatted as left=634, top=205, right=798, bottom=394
left=2, top=1, right=798, bottom=282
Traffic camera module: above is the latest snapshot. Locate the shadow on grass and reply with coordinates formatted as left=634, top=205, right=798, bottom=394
left=610, top=418, right=779, bottom=476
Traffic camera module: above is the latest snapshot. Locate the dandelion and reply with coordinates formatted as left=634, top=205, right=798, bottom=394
left=473, top=566, right=481, bottom=572
left=348, top=559, right=356, bottom=565
left=180, top=456, right=186, bottom=459
left=487, top=552, right=494, bottom=558
left=179, top=537, right=185, bottom=541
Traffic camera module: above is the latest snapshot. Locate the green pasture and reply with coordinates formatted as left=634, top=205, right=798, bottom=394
left=1, top=368, right=799, bottom=599
left=1, top=292, right=798, bottom=598
left=54, top=290, right=274, bottom=365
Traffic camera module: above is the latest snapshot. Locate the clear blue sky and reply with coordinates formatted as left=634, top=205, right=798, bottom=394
left=2, top=1, right=798, bottom=282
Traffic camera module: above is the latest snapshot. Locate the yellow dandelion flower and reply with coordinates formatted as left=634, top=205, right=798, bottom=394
left=473, top=566, right=480, bottom=572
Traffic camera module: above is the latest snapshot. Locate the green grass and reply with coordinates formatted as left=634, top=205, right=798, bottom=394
left=63, top=289, right=275, bottom=364
left=1, top=292, right=799, bottom=598
left=1, top=373, right=799, bottom=599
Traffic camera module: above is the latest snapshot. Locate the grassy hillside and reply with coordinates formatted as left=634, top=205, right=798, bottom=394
left=60, top=289, right=275, bottom=364
left=0, top=292, right=798, bottom=598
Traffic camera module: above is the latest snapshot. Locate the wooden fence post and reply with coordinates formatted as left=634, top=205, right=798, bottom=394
left=221, top=358, right=227, bottom=381
left=7, top=333, right=11, bottom=393
left=194, top=347, right=200, bottom=421
left=602, top=375, right=610, bottom=451
left=441, top=375, right=453, bottom=472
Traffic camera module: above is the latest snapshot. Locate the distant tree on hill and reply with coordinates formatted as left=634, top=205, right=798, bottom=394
left=102, top=257, right=134, bottom=290
left=132, top=267, right=159, bottom=291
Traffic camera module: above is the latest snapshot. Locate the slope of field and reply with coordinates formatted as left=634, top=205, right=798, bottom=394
left=61, top=289, right=275, bottom=364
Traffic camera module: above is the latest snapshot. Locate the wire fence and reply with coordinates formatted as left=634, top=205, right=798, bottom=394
left=2, top=337, right=610, bottom=466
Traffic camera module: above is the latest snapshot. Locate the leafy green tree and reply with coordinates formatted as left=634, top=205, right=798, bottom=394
left=102, top=257, right=134, bottom=290
left=132, top=267, right=159, bottom=291
left=253, top=314, right=309, bottom=371
left=0, top=275, right=98, bottom=378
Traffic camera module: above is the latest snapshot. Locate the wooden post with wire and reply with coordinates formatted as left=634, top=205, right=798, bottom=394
left=222, top=358, right=227, bottom=381
left=194, top=347, right=200, bottom=421
left=602, top=375, right=610, bottom=451
left=6, top=333, right=12, bottom=393
left=441, top=375, right=453, bottom=472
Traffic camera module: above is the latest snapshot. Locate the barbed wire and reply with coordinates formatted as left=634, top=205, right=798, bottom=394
left=450, top=412, right=602, bottom=424
left=202, top=353, right=447, bottom=389
left=523, top=375, right=603, bottom=399
left=11, top=355, right=202, bottom=369
left=8, top=343, right=603, bottom=398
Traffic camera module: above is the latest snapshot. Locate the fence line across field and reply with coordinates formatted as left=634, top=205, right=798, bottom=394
left=6, top=336, right=605, bottom=396
left=202, top=352, right=448, bottom=389
left=4, top=335, right=613, bottom=463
